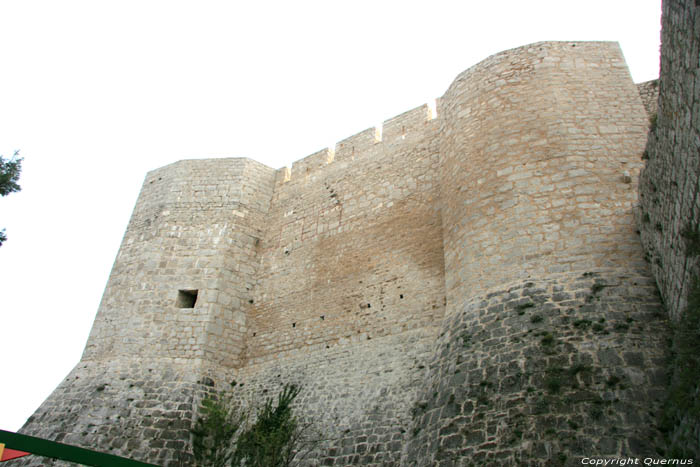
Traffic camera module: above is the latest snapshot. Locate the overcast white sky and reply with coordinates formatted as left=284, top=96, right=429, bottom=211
left=0, top=0, right=661, bottom=432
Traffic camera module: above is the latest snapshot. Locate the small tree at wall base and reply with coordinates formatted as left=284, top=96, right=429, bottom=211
left=232, top=384, right=301, bottom=467
left=192, top=383, right=319, bottom=467
left=191, top=391, right=245, bottom=467
left=0, top=150, right=23, bottom=247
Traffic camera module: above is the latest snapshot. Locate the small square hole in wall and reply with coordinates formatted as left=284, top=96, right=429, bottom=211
left=176, top=289, right=198, bottom=308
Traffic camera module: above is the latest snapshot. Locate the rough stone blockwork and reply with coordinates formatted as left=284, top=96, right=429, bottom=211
left=407, top=41, right=670, bottom=466
left=637, top=80, right=660, bottom=117
left=15, top=40, right=673, bottom=466
left=232, top=330, right=435, bottom=466
left=402, top=272, right=667, bottom=466
left=15, top=158, right=278, bottom=466
left=639, top=0, right=700, bottom=320
left=12, top=360, right=206, bottom=466
left=638, top=0, right=700, bottom=457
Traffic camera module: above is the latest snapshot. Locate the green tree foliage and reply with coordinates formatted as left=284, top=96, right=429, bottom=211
left=191, top=392, right=245, bottom=467
left=0, top=150, right=22, bottom=196
left=232, top=384, right=301, bottom=467
left=192, top=383, right=311, bottom=467
left=0, top=150, right=23, bottom=246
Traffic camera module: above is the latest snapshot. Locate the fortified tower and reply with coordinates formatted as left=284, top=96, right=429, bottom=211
left=17, top=42, right=669, bottom=466
left=403, top=41, right=668, bottom=464
left=20, top=159, right=277, bottom=464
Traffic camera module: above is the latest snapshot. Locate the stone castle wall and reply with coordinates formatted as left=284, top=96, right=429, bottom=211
left=15, top=40, right=673, bottom=466
left=638, top=0, right=700, bottom=457
left=15, top=158, right=281, bottom=465
left=225, top=104, right=449, bottom=465
left=247, top=104, right=445, bottom=363
left=639, top=0, right=700, bottom=321
left=403, top=41, right=668, bottom=465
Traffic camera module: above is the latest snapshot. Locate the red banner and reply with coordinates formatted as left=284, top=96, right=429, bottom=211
left=0, top=443, right=30, bottom=462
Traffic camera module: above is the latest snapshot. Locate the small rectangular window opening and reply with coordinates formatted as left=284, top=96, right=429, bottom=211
left=176, top=289, right=198, bottom=308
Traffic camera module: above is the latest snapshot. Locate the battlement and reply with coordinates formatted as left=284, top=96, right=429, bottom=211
left=277, top=103, right=438, bottom=186
left=274, top=41, right=632, bottom=189
left=332, top=127, right=379, bottom=162
left=289, top=147, right=335, bottom=180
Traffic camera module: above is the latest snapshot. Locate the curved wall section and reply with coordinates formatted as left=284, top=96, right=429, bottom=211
left=399, top=42, right=669, bottom=465
left=439, top=41, right=649, bottom=311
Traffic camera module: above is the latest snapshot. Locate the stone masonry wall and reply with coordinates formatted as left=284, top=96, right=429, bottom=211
left=637, top=80, right=660, bottom=117
left=13, top=359, right=206, bottom=466
left=638, top=0, right=700, bottom=457
left=401, top=271, right=668, bottom=466
left=228, top=329, right=435, bottom=466
left=247, top=104, right=445, bottom=363
left=639, top=0, right=700, bottom=321
left=83, top=158, right=276, bottom=367
left=400, top=41, right=670, bottom=466
left=439, top=41, right=649, bottom=311
left=229, top=105, right=446, bottom=465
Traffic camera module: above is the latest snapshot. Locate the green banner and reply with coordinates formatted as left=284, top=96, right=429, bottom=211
left=0, top=430, right=160, bottom=466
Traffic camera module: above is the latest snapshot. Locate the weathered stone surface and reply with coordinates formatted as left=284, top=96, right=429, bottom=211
left=637, top=79, right=659, bottom=117
left=638, top=0, right=700, bottom=459
left=401, top=272, right=668, bottom=466
left=639, top=0, right=700, bottom=322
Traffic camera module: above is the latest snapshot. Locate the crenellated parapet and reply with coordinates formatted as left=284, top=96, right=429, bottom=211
left=275, top=103, right=437, bottom=189
left=249, top=102, right=442, bottom=365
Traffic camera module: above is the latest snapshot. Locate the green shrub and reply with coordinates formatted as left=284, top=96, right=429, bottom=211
left=192, top=384, right=315, bottom=467
left=191, top=392, right=245, bottom=467
left=540, top=332, right=555, bottom=347
left=233, top=384, right=301, bottom=467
